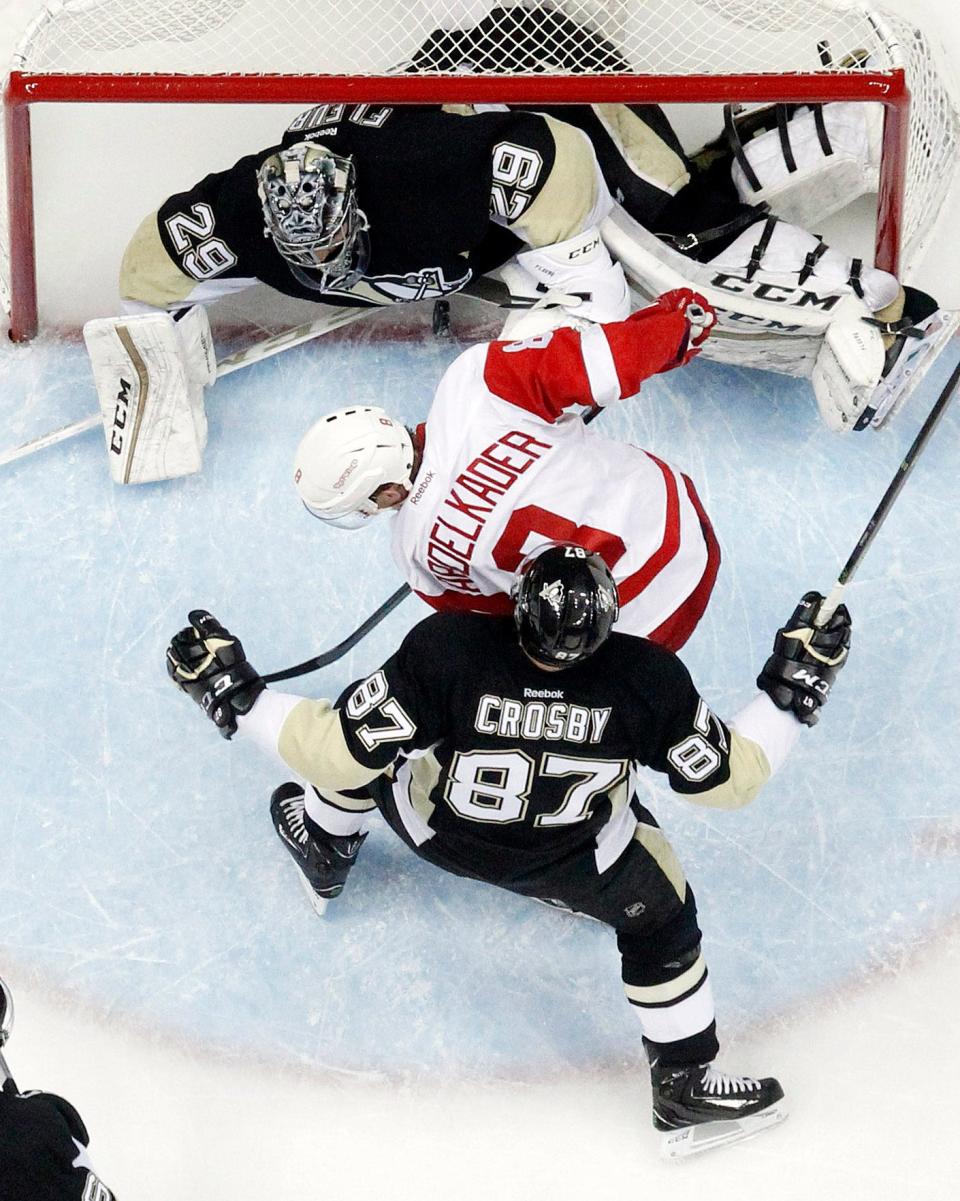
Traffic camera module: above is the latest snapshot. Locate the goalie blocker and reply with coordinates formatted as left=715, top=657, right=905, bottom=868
left=83, top=305, right=216, bottom=484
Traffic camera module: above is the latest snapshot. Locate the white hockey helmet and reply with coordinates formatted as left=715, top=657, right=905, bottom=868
left=294, top=406, right=414, bottom=529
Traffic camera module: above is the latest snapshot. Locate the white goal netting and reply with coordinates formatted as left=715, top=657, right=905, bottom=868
left=3, top=0, right=958, bottom=328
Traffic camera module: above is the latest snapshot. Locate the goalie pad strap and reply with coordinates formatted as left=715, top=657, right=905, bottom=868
left=776, top=106, right=796, bottom=174
left=849, top=258, right=864, bottom=300
left=724, top=105, right=762, bottom=193
left=746, top=215, right=778, bottom=282
left=863, top=315, right=927, bottom=338
left=657, top=203, right=766, bottom=253
left=813, top=104, right=833, bottom=158
left=798, top=239, right=829, bottom=285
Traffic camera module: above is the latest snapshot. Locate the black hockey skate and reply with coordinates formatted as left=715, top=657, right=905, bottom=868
left=270, top=783, right=367, bottom=916
left=650, top=1057, right=787, bottom=1159
left=859, top=287, right=956, bottom=429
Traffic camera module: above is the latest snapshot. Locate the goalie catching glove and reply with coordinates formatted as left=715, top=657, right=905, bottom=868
left=758, top=591, right=852, bottom=726
left=166, top=610, right=264, bottom=738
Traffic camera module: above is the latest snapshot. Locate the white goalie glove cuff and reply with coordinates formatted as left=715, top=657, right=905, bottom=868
left=515, top=227, right=630, bottom=326
left=83, top=307, right=214, bottom=484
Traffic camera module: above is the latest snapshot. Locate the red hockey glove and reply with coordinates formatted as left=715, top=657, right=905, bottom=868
left=656, top=288, right=717, bottom=347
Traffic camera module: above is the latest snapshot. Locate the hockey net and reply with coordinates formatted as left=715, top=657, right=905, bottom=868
left=2, top=0, right=958, bottom=338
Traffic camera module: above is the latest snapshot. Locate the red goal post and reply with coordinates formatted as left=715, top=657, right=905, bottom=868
left=2, top=0, right=957, bottom=341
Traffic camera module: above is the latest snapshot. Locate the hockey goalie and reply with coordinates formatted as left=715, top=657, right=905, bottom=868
left=411, top=5, right=953, bottom=435
left=82, top=3, right=951, bottom=485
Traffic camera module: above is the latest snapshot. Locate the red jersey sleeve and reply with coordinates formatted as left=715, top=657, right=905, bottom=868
left=481, top=290, right=709, bottom=423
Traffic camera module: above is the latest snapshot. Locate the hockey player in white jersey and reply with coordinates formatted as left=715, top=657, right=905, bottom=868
left=293, top=288, right=719, bottom=650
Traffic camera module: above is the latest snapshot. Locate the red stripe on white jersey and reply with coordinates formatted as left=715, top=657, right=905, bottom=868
left=481, top=299, right=693, bottom=422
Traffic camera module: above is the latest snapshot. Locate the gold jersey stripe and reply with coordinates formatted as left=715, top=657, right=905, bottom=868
left=623, top=953, right=707, bottom=1006
left=507, top=116, right=599, bottom=247
left=278, top=699, right=381, bottom=793
left=633, top=821, right=687, bottom=902
left=684, top=729, right=772, bottom=810
left=120, top=212, right=200, bottom=308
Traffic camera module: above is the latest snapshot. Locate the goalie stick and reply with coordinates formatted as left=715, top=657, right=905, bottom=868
left=817, top=352, right=960, bottom=626
left=0, top=280, right=604, bottom=471
left=262, top=406, right=605, bottom=682
left=0, top=307, right=371, bottom=469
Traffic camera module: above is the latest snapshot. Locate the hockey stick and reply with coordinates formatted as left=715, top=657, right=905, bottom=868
left=262, top=582, right=412, bottom=683
left=0, top=307, right=371, bottom=469
left=0, top=975, right=16, bottom=1091
left=817, top=353, right=960, bottom=626
left=261, top=405, right=606, bottom=682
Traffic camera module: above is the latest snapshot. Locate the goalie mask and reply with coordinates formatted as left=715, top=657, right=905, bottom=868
left=512, top=544, right=620, bottom=667
left=294, top=406, right=414, bottom=530
left=257, top=142, right=369, bottom=286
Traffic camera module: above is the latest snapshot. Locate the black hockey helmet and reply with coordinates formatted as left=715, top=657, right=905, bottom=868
left=511, top=544, right=620, bottom=668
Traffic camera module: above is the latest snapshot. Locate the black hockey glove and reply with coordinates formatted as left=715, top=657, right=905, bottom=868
left=166, top=609, right=265, bottom=739
left=757, top=591, right=852, bottom=726
left=0, top=1087, right=116, bottom=1200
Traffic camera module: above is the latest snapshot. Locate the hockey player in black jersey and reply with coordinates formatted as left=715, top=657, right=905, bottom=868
left=84, top=6, right=948, bottom=486
left=0, top=976, right=117, bottom=1201
left=166, top=543, right=852, bottom=1157
left=118, top=104, right=625, bottom=318
left=83, top=90, right=633, bottom=484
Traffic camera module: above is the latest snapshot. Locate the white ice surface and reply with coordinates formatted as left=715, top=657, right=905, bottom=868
left=1, top=1, right=959, bottom=1197
left=2, top=298, right=958, bottom=1200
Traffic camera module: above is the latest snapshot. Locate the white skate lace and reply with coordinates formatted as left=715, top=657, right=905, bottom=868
left=699, top=1066, right=761, bottom=1096
left=279, top=797, right=308, bottom=846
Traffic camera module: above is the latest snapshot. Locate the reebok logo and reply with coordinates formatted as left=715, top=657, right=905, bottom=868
left=333, top=458, right=359, bottom=489
left=523, top=688, right=564, bottom=699
left=409, top=471, right=435, bottom=505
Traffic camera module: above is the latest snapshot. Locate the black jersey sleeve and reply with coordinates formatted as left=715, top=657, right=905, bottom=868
left=634, top=644, right=773, bottom=808
left=624, top=642, right=737, bottom=798
left=155, top=149, right=280, bottom=284
left=334, top=618, right=453, bottom=774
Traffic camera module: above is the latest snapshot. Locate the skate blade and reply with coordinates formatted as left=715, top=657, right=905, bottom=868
left=293, top=864, right=329, bottom=917
left=659, top=1101, right=788, bottom=1160
left=865, top=309, right=960, bottom=429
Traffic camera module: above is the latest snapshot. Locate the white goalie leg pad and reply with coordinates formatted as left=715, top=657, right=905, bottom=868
left=602, top=205, right=896, bottom=430
left=83, top=308, right=212, bottom=484
left=731, top=101, right=882, bottom=228
left=602, top=205, right=829, bottom=376
left=706, top=218, right=900, bottom=314
left=514, top=227, right=630, bottom=326
left=811, top=296, right=886, bottom=432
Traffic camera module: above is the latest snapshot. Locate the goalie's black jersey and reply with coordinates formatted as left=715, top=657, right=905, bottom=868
left=155, top=105, right=561, bottom=308
left=331, top=613, right=735, bottom=882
